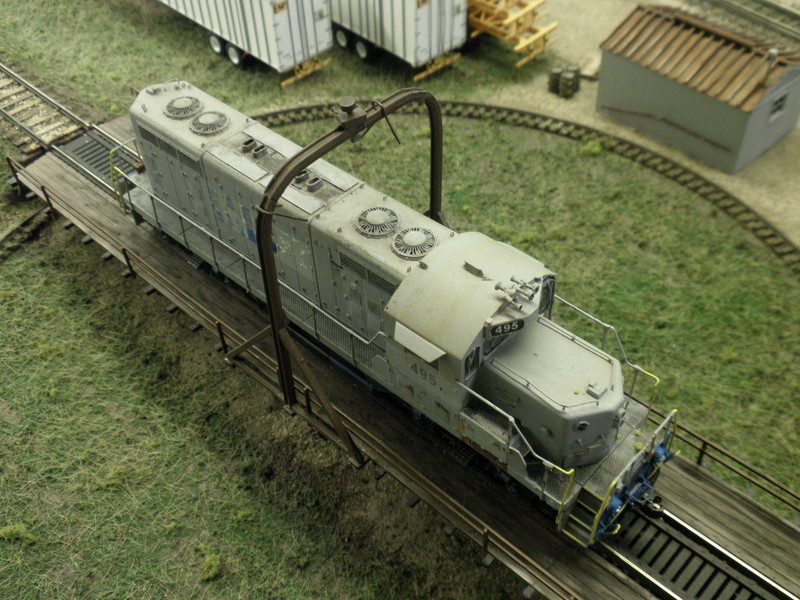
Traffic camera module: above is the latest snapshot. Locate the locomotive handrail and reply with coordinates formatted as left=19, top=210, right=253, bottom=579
left=109, top=136, right=140, bottom=213
left=489, top=356, right=610, bottom=411
left=590, top=409, right=678, bottom=543
left=553, top=295, right=660, bottom=404
left=113, top=171, right=263, bottom=269
left=456, top=382, right=576, bottom=520
left=647, top=406, right=800, bottom=513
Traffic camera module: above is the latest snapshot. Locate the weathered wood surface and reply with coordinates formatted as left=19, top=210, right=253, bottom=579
left=13, top=114, right=799, bottom=598
left=659, top=457, right=800, bottom=596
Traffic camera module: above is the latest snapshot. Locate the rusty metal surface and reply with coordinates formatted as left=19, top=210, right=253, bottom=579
left=255, top=90, right=447, bottom=467
left=600, top=5, right=800, bottom=111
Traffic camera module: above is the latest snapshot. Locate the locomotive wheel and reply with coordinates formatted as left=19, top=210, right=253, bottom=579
left=208, top=33, right=224, bottom=55
left=354, top=39, right=372, bottom=62
left=226, top=43, right=244, bottom=67
left=334, top=27, right=349, bottom=50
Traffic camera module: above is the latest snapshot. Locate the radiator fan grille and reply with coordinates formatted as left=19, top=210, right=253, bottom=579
left=392, top=227, right=436, bottom=260
left=355, top=207, right=399, bottom=238
left=190, top=111, right=229, bottom=135
left=164, top=96, right=202, bottom=119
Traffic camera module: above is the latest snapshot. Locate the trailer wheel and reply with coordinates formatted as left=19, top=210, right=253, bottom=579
left=226, top=43, right=244, bottom=67
left=334, top=27, right=350, bottom=50
left=354, top=39, right=372, bottom=62
left=208, top=33, right=224, bottom=55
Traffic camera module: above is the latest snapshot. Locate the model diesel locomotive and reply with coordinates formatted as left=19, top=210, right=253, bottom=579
left=118, top=80, right=676, bottom=546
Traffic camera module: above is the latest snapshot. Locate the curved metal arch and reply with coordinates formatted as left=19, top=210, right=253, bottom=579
left=255, top=88, right=446, bottom=465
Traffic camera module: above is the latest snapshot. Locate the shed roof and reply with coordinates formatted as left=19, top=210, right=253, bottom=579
left=601, top=5, right=800, bottom=111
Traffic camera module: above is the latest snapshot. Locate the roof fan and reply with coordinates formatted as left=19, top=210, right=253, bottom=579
left=392, top=227, right=437, bottom=260
left=190, top=111, right=229, bottom=135
left=164, top=96, right=202, bottom=119
left=355, top=207, right=399, bottom=238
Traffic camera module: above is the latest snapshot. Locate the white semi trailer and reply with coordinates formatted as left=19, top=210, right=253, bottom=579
left=330, top=0, right=467, bottom=78
left=155, top=0, right=333, bottom=84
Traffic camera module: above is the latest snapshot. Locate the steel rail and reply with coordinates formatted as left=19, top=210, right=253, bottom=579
left=601, top=506, right=799, bottom=600
left=5, top=89, right=799, bottom=597
left=0, top=62, right=137, bottom=165
left=660, top=509, right=800, bottom=600
left=705, top=0, right=800, bottom=42
left=648, top=406, right=800, bottom=512
left=0, top=61, right=92, bottom=131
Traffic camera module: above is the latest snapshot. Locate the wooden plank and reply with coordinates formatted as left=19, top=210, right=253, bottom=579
left=639, top=22, right=684, bottom=68
left=622, top=15, right=666, bottom=60
left=695, top=47, right=746, bottom=94
left=706, top=51, right=756, bottom=98
left=601, top=7, right=649, bottom=53
left=728, top=61, right=772, bottom=108
left=740, top=64, right=790, bottom=111
left=674, top=38, right=726, bottom=85
left=614, top=11, right=657, bottom=57
left=718, top=55, right=768, bottom=104
left=652, top=27, right=696, bottom=73
left=15, top=115, right=799, bottom=599
left=661, top=33, right=710, bottom=79
left=659, top=457, right=800, bottom=597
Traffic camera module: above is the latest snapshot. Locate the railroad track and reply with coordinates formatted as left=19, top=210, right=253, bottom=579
left=254, top=101, right=800, bottom=278
left=0, top=62, right=87, bottom=153
left=3, top=62, right=799, bottom=598
left=706, top=0, right=800, bottom=43
left=602, top=507, right=799, bottom=600
left=2, top=60, right=796, bottom=279
left=0, top=62, right=139, bottom=194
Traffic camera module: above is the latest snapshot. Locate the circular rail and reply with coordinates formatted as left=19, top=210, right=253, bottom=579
left=2, top=65, right=798, bottom=596
left=705, top=0, right=800, bottom=42
left=253, top=101, right=800, bottom=278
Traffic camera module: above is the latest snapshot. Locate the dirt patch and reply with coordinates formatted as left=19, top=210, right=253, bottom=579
left=487, top=0, right=800, bottom=249
left=0, top=396, right=20, bottom=426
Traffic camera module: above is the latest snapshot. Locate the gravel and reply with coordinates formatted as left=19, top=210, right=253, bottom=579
left=481, top=0, right=800, bottom=247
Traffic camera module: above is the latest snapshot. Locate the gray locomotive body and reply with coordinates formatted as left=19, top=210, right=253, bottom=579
left=122, top=81, right=675, bottom=546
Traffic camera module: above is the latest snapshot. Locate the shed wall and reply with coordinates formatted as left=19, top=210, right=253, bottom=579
left=597, top=52, right=748, bottom=172
left=736, top=67, right=800, bottom=172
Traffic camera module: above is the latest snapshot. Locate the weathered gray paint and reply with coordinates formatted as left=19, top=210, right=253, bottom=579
left=736, top=68, right=800, bottom=171
left=597, top=52, right=800, bottom=173
left=155, top=0, right=332, bottom=72
left=330, top=0, right=466, bottom=67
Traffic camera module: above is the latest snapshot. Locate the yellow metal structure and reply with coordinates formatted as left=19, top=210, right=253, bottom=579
left=412, top=52, right=462, bottom=82
left=468, top=0, right=558, bottom=67
left=585, top=409, right=679, bottom=546
left=280, top=56, right=333, bottom=88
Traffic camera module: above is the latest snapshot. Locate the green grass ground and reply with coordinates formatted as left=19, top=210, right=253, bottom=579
left=1, top=224, right=524, bottom=599
left=1, top=0, right=798, bottom=597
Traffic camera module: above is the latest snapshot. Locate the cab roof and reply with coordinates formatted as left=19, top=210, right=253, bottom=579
left=386, top=231, right=554, bottom=362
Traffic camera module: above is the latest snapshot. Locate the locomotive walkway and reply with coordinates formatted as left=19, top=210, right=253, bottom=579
left=9, top=114, right=799, bottom=599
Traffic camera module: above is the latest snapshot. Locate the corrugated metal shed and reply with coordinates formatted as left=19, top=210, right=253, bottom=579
left=601, top=5, right=800, bottom=111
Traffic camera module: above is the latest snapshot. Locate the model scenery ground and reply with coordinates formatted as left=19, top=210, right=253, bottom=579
left=1, top=1, right=798, bottom=598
